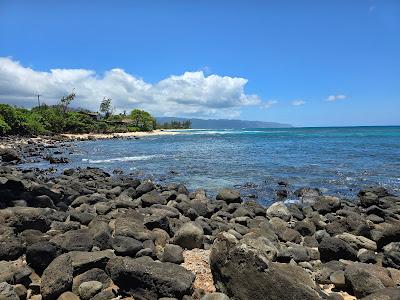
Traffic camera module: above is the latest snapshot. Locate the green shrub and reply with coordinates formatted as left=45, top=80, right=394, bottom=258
left=0, top=115, right=11, bottom=135
left=0, top=104, right=45, bottom=135
left=32, top=105, right=66, bottom=133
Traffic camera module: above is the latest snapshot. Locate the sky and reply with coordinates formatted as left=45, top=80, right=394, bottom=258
left=0, top=0, right=399, bottom=126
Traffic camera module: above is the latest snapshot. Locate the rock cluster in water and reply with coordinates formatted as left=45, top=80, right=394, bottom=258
left=0, top=159, right=400, bottom=299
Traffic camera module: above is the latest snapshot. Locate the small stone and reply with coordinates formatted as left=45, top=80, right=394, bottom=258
left=78, top=281, right=103, bottom=300
left=57, top=292, right=80, bottom=300
left=216, top=188, right=241, bottom=204
left=162, top=244, right=184, bottom=264
left=200, top=293, right=230, bottom=300
left=173, top=222, right=204, bottom=250
left=266, top=202, right=291, bottom=221
left=0, top=282, right=19, bottom=300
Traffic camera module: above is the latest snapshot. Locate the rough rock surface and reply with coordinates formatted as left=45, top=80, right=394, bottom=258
left=0, top=160, right=399, bottom=300
left=106, top=256, right=195, bottom=298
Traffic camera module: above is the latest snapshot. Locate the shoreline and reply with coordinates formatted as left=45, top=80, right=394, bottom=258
left=0, top=165, right=398, bottom=300
left=60, top=129, right=184, bottom=140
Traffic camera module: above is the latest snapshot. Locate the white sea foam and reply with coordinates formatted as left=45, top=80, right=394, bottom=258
left=82, top=154, right=165, bottom=164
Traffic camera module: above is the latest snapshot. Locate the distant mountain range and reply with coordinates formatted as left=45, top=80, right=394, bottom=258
left=156, top=117, right=292, bottom=129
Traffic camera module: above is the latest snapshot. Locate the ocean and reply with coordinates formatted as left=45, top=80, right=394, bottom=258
left=28, top=126, right=400, bottom=205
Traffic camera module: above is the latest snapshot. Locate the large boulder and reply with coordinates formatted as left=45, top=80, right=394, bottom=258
left=173, top=222, right=204, bottom=249
left=0, top=149, right=21, bottom=163
left=344, top=263, right=386, bottom=298
left=0, top=236, right=25, bottom=260
left=72, top=268, right=112, bottom=294
left=266, top=202, right=291, bottom=221
left=319, top=236, right=357, bottom=262
left=136, top=181, right=155, bottom=196
left=360, top=288, right=400, bottom=300
left=55, top=229, right=94, bottom=252
left=68, top=250, right=115, bottom=275
left=209, top=232, right=321, bottom=300
left=216, top=188, right=241, bottom=204
left=162, top=244, right=184, bottom=264
left=106, top=256, right=195, bottom=299
left=0, top=260, right=32, bottom=284
left=141, top=191, right=167, bottom=207
left=114, top=215, right=153, bottom=241
left=336, top=232, right=377, bottom=251
left=26, top=241, right=61, bottom=273
left=0, top=282, right=19, bottom=300
left=112, top=236, right=143, bottom=256
left=41, top=254, right=73, bottom=300
left=1, top=207, right=55, bottom=232
left=383, top=242, right=400, bottom=269
left=312, top=196, right=341, bottom=214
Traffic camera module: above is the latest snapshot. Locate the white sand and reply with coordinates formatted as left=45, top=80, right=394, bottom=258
left=61, top=129, right=182, bottom=140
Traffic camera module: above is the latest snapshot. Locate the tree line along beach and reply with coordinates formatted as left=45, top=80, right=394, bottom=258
left=0, top=126, right=400, bottom=300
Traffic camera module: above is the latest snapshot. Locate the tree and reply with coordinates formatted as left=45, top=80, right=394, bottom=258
left=100, top=97, right=112, bottom=118
left=60, top=90, right=76, bottom=114
left=129, top=109, right=156, bottom=131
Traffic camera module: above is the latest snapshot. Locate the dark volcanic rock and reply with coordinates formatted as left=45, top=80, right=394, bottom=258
left=72, top=268, right=112, bottom=294
left=114, top=214, right=153, bottom=241
left=319, top=236, right=357, bottom=262
left=344, top=263, right=386, bottom=298
left=0, top=259, right=32, bottom=284
left=383, top=242, right=400, bottom=269
left=162, top=244, right=184, bottom=264
left=136, top=181, right=155, bottom=196
left=112, top=236, right=143, bottom=256
left=106, top=256, right=195, bottom=299
left=173, top=222, right=204, bottom=250
left=312, top=196, right=341, bottom=214
left=294, top=219, right=316, bottom=236
left=360, top=288, right=400, bottom=300
left=57, top=229, right=94, bottom=252
left=0, top=282, right=19, bottom=300
left=0, top=149, right=21, bottom=162
left=216, top=188, right=241, bottom=204
left=2, top=207, right=55, bottom=232
left=210, top=232, right=321, bottom=300
left=68, top=250, right=115, bottom=275
left=141, top=191, right=167, bottom=207
left=0, top=236, right=25, bottom=260
left=41, top=254, right=73, bottom=300
left=26, top=241, right=61, bottom=273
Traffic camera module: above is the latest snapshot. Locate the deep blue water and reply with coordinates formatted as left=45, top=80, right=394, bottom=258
left=26, top=126, right=400, bottom=205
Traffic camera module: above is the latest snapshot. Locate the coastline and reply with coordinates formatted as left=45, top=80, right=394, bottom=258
left=60, top=129, right=183, bottom=140
left=0, top=164, right=398, bottom=300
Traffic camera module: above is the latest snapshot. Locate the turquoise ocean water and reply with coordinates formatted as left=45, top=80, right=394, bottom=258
left=27, top=126, right=400, bottom=205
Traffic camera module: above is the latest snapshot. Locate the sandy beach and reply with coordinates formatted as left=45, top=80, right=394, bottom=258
left=61, top=129, right=183, bottom=140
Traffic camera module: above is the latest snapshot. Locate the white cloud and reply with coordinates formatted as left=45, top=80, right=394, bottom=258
left=326, top=94, right=347, bottom=102
left=0, top=57, right=263, bottom=118
left=292, top=99, right=306, bottom=106
left=261, top=100, right=278, bottom=109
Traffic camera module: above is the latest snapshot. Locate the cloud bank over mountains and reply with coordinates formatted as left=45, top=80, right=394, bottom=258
left=0, top=57, right=265, bottom=118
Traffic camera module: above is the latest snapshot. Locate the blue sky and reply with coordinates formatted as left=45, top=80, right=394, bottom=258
left=0, top=0, right=399, bottom=126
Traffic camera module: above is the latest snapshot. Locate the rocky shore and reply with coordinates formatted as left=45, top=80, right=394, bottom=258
left=1, top=139, right=400, bottom=300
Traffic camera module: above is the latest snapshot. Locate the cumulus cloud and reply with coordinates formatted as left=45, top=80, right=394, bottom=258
left=0, top=57, right=263, bottom=118
left=261, top=100, right=278, bottom=109
left=292, top=99, right=306, bottom=106
left=326, top=94, right=347, bottom=102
